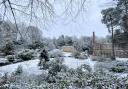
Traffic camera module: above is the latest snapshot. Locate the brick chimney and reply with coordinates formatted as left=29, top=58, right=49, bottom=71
left=93, top=32, right=95, bottom=45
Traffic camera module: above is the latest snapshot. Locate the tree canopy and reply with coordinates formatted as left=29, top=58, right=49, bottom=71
left=101, top=0, right=128, bottom=48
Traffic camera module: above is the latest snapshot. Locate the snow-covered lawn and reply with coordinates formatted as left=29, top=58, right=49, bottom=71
left=0, top=52, right=127, bottom=78
left=0, top=52, right=96, bottom=76
left=116, top=58, right=128, bottom=61
left=63, top=52, right=96, bottom=70
left=64, top=57, right=96, bottom=70
left=0, top=59, right=42, bottom=76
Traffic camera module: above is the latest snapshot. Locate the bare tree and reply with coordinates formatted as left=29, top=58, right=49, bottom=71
left=0, top=0, right=87, bottom=41
left=0, top=0, right=87, bottom=24
left=26, top=25, right=42, bottom=44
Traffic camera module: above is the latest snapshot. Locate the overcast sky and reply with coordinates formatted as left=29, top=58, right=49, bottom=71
left=0, top=0, right=113, bottom=38
left=43, top=0, right=113, bottom=38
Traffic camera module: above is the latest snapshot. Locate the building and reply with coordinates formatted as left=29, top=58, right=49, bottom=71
left=92, top=32, right=128, bottom=58
left=62, top=46, right=75, bottom=53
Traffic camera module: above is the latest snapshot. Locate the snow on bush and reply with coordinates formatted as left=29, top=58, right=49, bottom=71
left=49, top=49, right=63, bottom=58
left=18, top=49, right=34, bottom=61
left=73, top=51, right=88, bottom=59
left=109, top=61, right=128, bottom=73
left=72, top=50, right=80, bottom=58
left=1, top=63, right=128, bottom=89
left=14, top=65, right=23, bottom=75
left=0, top=58, right=9, bottom=66
left=1, top=57, right=128, bottom=89
left=1, top=42, right=14, bottom=56
left=6, top=55, right=16, bottom=63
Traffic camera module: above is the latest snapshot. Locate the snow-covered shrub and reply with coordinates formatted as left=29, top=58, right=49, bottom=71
left=28, top=42, right=44, bottom=49
left=47, top=58, right=65, bottom=75
left=77, top=64, right=92, bottom=73
left=1, top=42, right=14, bottom=55
left=49, top=49, right=63, bottom=58
left=6, top=55, right=15, bottom=63
left=73, top=51, right=88, bottom=59
left=14, top=65, right=23, bottom=75
left=109, top=62, right=127, bottom=73
left=0, top=58, right=9, bottom=66
left=110, top=66, right=126, bottom=73
left=39, top=57, right=68, bottom=83
left=79, top=52, right=88, bottom=59
left=107, top=61, right=128, bottom=73
left=39, top=60, right=49, bottom=70
left=18, top=49, right=34, bottom=61
left=72, top=50, right=80, bottom=58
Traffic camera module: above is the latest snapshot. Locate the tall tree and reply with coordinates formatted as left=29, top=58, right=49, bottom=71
left=101, top=7, right=121, bottom=32
left=101, top=0, right=128, bottom=56
left=26, top=26, right=42, bottom=44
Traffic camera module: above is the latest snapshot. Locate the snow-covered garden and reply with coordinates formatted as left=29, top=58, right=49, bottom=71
left=0, top=51, right=128, bottom=89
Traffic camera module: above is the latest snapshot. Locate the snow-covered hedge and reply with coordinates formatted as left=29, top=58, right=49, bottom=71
left=18, top=49, right=34, bottom=61
left=1, top=42, right=14, bottom=55
left=0, top=58, right=9, bottom=66
left=48, top=49, right=63, bottom=58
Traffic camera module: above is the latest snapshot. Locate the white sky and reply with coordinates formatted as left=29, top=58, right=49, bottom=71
left=43, top=0, right=113, bottom=38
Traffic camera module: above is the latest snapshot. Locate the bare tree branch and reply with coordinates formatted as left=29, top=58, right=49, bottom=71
left=7, top=0, right=22, bottom=40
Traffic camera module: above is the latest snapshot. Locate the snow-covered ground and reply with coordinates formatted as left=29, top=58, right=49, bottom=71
left=64, top=57, right=96, bottom=70
left=0, top=52, right=127, bottom=78
left=114, top=73, right=128, bottom=78
left=116, top=58, right=128, bottom=61
left=63, top=52, right=96, bottom=70
left=0, top=52, right=96, bottom=76
left=0, top=59, right=42, bottom=76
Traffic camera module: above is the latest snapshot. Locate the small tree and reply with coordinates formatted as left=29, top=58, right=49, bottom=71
left=14, top=65, right=23, bottom=75
left=2, top=42, right=14, bottom=55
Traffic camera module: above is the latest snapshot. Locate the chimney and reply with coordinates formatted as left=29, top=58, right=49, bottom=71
left=93, top=32, right=95, bottom=45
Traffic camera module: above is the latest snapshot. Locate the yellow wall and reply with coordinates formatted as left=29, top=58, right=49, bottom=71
left=62, top=46, right=74, bottom=52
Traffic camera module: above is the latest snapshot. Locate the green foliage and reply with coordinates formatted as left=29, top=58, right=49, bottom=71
left=101, top=7, right=121, bottom=31
left=101, top=0, right=128, bottom=48
left=110, top=66, right=125, bottom=73
left=109, top=61, right=128, bottom=73
left=101, top=0, right=128, bottom=32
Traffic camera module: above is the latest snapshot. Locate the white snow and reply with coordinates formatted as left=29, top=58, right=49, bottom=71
left=63, top=52, right=96, bottom=70
left=0, top=59, right=42, bottom=76
left=0, top=58, right=8, bottom=64
left=116, top=58, right=128, bottom=61
left=64, top=57, right=96, bottom=70
left=1, top=52, right=128, bottom=78
left=0, top=52, right=96, bottom=76
left=114, top=73, right=128, bottom=78
left=63, top=52, right=72, bottom=57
